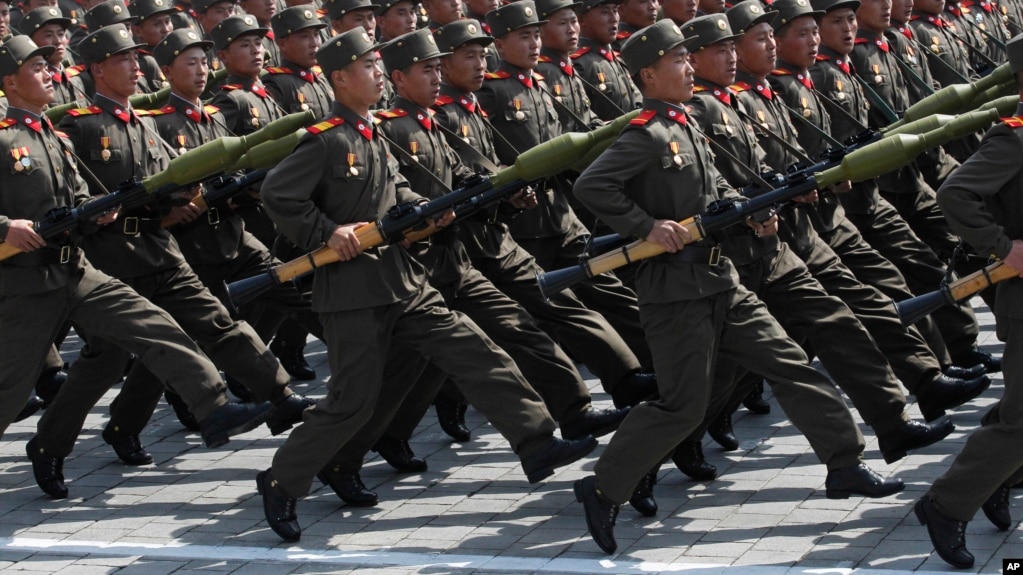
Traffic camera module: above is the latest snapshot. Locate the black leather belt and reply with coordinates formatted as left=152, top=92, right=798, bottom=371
left=122, top=216, right=164, bottom=235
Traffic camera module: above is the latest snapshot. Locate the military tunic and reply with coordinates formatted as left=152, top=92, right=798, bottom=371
left=930, top=104, right=1023, bottom=521
left=536, top=48, right=600, bottom=134
left=476, top=59, right=653, bottom=370
left=432, top=83, right=645, bottom=396
left=260, top=101, right=557, bottom=498
left=47, top=64, right=88, bottom=107
left=575, top=97, right=866, bottom=503
left=0, top=106, right=226, bottom=437
left=263, top=61, right=335, bottom=117
left=570, top=36, right=642, bottom=121
left=36, top=94, right=291, bottom=456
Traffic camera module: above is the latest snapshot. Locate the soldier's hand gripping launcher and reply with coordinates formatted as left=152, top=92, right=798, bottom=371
left=536, top=105, right=1012, bottom=299
left=0, top=110, right=315, bottom=262
left=224, top=109, right=642, bottom=309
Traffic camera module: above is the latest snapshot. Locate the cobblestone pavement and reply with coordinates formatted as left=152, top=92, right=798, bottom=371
left=0, top=299, right=1017, bottom=575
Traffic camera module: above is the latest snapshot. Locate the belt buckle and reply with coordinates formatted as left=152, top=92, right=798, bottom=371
left=123, top=216, right=139, bottom=235
left=207, top=207, right=220, bottom=226
left=708, top=246, right=721, bottom=266
left=59, top=245, right=71, bottom=264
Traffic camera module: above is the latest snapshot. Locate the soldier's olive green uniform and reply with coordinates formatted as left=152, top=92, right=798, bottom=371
left=47, top=64, right=88, bottom=106
left=476, top=59, right=653, bottom=372
left=36, top=82, right=292, bottom=455
left=170, top=0, right=203, bottom=33
left=0, top=105, right=226, bottom=437
left=570, top=36, right=642, bottom=121
left=262, top=100, right=558, bottom=498
left=430, top=82, right=646, bottom=400
left=536, top=48, right=601, bottom=134
left=576, top=96, right=865, bottom=503
left=929, top=103, right=1023, bottom=521
left=850, top=28, right=981, bottom=360
left=263, top=62, right=335, bottom=116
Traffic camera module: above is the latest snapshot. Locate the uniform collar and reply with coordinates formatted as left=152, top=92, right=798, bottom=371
left=774, top=59, right=814, bottom=88
left=578, top=36, right=617, bottom=61
left=818, top=46, right=853, bottom=75
left=498, top=62, right=538, bottom=88
left=226, top=74, right=269, bottom=97
left=169, top=93, right=209, bottom=123
left=333, top=102, right=376, bottom=140
left=693, top=77, right=733, bottom=105
left=94, top=93, right=136, bottom=123
left=440, top=83, right=480, bottom=114
left=643, top=97, right=688, bottom=125
left=5, top=107, right=50, bottom=133
left=281, top=59, right=321, bottom=83
left=540, top=48, right=574, bottom=76
left=856, top=29, right=890, bottom=52
left=394, top=96, right=435, bottom=130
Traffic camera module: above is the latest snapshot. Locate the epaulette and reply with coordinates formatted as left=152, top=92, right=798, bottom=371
left=0, top=118, right=18, bottom=129
left=148, top=106, right=174, bottom=116
left=66, top=65, right=84, bottom=78
left=220, top=83, right=243, bottom=91
left=533, top=71, right=545, bottom=81
left=853, top=37, right=869, bottom=44
left=311, top=65, right=322, bottom=74
left=1001, top=116, right=1023, bottom=128
left=204, top=104, right=220, bottom=114
left=616, top=30, right=632, bottom=40
left=538, top=55, right=553, bottom=63
left=815, top=54, right=831, bottom=61
left=693, top=85, right=707, bottom=92
left=730, top=81, right=752, bottom=92
left=316, top=7, right=327, bottom=18
left=67, top=105, right=102, bottom=117
left=134, top=109, right=155, bottom=116
left=375, top=108, right=408, bottom=120
left=435, top=94, right=455, bottom=106
left=307, top=116, right=344, bottom=134
left=484, top=70, right=510, bottom=80
left=770, top=68, right=792, bottom=76
left=265, top=66, right=293, bottom=75
left=54, top=129, right=70, bottom=138
left=570, top=46, right=591, bottom=59
left=629, top=109, right=657, bottom=126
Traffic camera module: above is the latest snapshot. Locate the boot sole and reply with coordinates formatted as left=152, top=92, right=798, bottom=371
left=316, top=472, right=379, bottom=507
left=826, top=482, right=905, bottom=500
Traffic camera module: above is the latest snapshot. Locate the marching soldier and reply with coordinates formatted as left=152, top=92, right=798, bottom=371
left=573, top=0, right=642, bottom=120
left=325, top=0, right=377, bottom=37
left=917, top=33, right=1023, bottom=571
left=478, top=0, right=656, bottom=387
left=572, top=20, right=903, bottom=555
left=18, top=7, right=88, bottom=104
left=169, top=0, right=203, bottom=34
left=0, top=35, right=274, bottom=495
left=263, top=5, right=333, bottom=116
left=236, top=0, right=280, bottom=67
left=612, top=0, right=659, bottom=50
left=663, top=0, right=700, bottom=24
left=254, top=27, right=600, bottom=542
left=130, top=0, right=178, bottom=87
left=852, top=0, right=998, bottom=371
left=375, top=0, right=417, bottom=42
left=210, top=16, right=283, bottom=135
left=536, top=0, right=602, bottom=133
left=313, top=28, right=629, bottom=506
left=29, top=25, right=312, bottom=496
left=420, top=0, right=459, bottom=29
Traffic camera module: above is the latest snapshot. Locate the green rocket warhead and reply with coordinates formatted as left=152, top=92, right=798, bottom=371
left=888, top=62, right=1013, bottom=129
left=490, top=110, right=640, bottom=188
left=143, top=109, right=315, bottom=191
left=129, top=68, right=231, bottom=109
left=228, top=129, right=307, bottom=172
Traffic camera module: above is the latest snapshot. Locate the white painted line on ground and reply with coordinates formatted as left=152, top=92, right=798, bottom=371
left=1, top=537, right=953, bottom=575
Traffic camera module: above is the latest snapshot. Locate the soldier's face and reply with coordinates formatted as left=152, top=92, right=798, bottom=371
left=200, top=1, right=237, bottom=34
left=335, top=51, right=385, bottom=110
left=464, top=0, right=498, bottom=16
left=423, top=0, right=461, bottom=25
left=891, top=0, right=913, bottom=22
left=31, top=24, right=68, bottom=65
left=0, top=3, right=10, bottom=39
left=662, top=0, right=698, bottom=25
left=163, top=46, right=209, bottom=101
left=239, top=0, right=276, bottom=23
left=697, top=0, right=725, bottom=14
left=775, top=16, right=819, bottom=69
left=219, top=34, right=265, bottom=78
left=279, top=27, right=323, bottom=69
left=690, top=40, right=736, bottom=87
left=378, top=1, right=417, bottom=41
left=93, top=50, right=141, bottom=99
left=3, top=55, right=54, bottom=112
left=495, top=26, right=541, bottom=69
left=856, top=0, right=891, bottom=32
left=736, top=22, right=777, bottom=78
left=580, top=4, right=620, bottom=45
left=441, top=43, right=487, bottom=92
left=619, top=0, right=658, bottom=26
left=393, top=57, right=441, bottom=108
left=820, top=8, right=857, bottom=55
left=333, top=8, right=376, bottom=38
left=134, top=14, right=174, bottom=47
left=643, top=45, right=694, bottom=103
left=541, top=7, right=580, bottom=54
